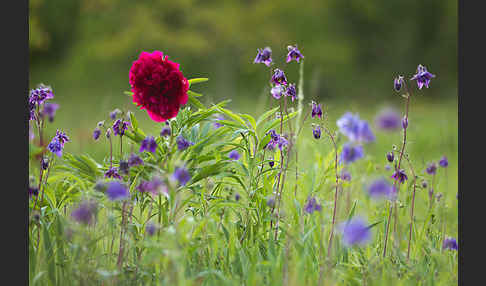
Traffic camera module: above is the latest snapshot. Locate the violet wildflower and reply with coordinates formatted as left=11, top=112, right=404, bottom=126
left=104, top=167, right=122, bottom=179
left=113, top=119, right=130, bottom=136
left=311, top=101, right=323, bottom=119
left=375, top=108, right=401, bottom=131
left=436, top=192, right=443, bottom=202
left=140, top=136, right=158, bottom=153
left=106, top=128, right=111, bottom=139
left=235, top=193, right=241, bottom=201
left=421, top=180, right=428, bottom=189
left=93, top=127, right=101, bottom=140
left=271, top=68, right=287, bottom=86
left=213, top=115, right=225, bottom=129
left=160, top=122, right=172, bottom=137
left=286, top=45, right=304, bottom=63
left=411, top=64, right=436, bottom=89
left=137, top=177, right=166, bottom=195
left=228, top=150, right=241, bottom=160
left=173, top=167, right=191, bottom=186
left=271, top=85, right=284, bottom=99
left=105, top=181, right=129, bottom=201
left=341, top=170, right=351, bottom=181
left=145, top=222, right=157, bottom=236
left=285, top=83, right=297, bottom=101
left=128, top=153, right=144, bottom=166
left=337, top=112, right=375, bottom=143
left=386, top=152, right=394, bottom=163
left=269, top=161, right=275, bottom=168
left=402, top=116, right=408, bottom=129
left=55, top=130, right=70, bottom=146
left=41, top=157, right=49, bottom=170
left=266, top=196, right=276, bottom=208
left=71, top=200, right=98, bottom=225
left=110, top=108, right=121, bottom=120
left=47, top=138, right=63, bottom=157
left=339, top=217, right=372, bottom=247
left=28, top=186, right=39, bottom=198
left=426, top=163, right=437, bottom=175
left=442, top=237, right=458, bottom=250
left=176, top=135, right=193, bottom=151
left=393, top=75, right=404, bottom=92
left=277, top=136, right=289, bottom=151
left=118, top=160, right=130, bottom=175
left=367, top=178, right=394, bottom=200
left=41, top=102, right=59, bottom=122
left=312, top=125, right=321, bottom=139
left=340, top=143, right=364, bottom=164
left=391, top=169, right=408, bottom=183
left=304, top=196, right=322, bottom=214
left=29, top=84, right=54, bottom=105
left=253, top=47, right=273, bottom=66
left=439, top=156, right=449, bottom=168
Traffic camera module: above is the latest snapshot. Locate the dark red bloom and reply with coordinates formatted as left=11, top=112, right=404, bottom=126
left=129, top=51, right=189, bottom=122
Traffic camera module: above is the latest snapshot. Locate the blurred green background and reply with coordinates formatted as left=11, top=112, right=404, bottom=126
left=29, top=0, right=457, bottom=164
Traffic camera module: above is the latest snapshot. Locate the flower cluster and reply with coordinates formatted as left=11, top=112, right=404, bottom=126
left=47, top=130, right=70, bottom=157
left=113, top=119, right=130, bottom=136
left=375, top=108, right=401, bottom=131
left=337, top=112, right=375, bottom=164
left=304, top=196, right=322, bottom=214
left=140, top=136, right=158, bottom=153
left=339, top=217, right=372, bottom=247
left=264, top=129, right=289, bottom=151
left=71, top=200, right=98, bottom=225
left=137, top=177, right=166, bottom=195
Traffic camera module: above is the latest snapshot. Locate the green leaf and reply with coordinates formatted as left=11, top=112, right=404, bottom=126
left=187, top=90, right=206, bottom=110
left=188, top=78, right=209, bottom=87
left=256, top=106, right=279, bottom=129
left=129, top=111, right=139, bottom=131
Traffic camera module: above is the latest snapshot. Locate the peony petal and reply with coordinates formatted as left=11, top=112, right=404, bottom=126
left=146, top=109, right=167, bottom=122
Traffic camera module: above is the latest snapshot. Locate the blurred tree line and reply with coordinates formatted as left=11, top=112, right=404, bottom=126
left=29, top=0, right=456, bottom=104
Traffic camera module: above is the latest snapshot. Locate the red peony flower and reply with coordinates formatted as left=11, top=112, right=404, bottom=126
left=129, top=51, right=189, bottom=122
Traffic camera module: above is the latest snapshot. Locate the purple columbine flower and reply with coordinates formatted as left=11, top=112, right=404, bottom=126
left=286, top=45, right=304, bottom=63
left=71, top=200, right=97, bottom=225
left=106, top=128, right=111, bottom=139
left=367, top=178, right=394, bottom=200
left=402, top=116, right=408, bottom=129
left=235, top=193, right=241, bottom=201
left=29, top=84, right=54, bottom=105
left=173, top=167, right=191, bottom=186
left=269, top=161, right=275, bottom=168
left=311, top=101, right=323, bottom=119
left=47, top=138, right=63, bottom=157
left=426, top=163, right=437, bottom=175
left=271, top=85, right=284, bottom=99
left=312, top=125, right=321, bottom=139
left=277, top=136, right=289, bottom=151
left=375, top=108, right=401, bottom=131
left=339, top=217, right=372, bottom=247
left=439, top=156, right=449, bottom=168
left=176, top=135, right=193, bottom=151
left=266, top=196, right=276, bottom=208
left=140, top=136, right=158, bottom=153
left=341, top=170, right=352, bottom=181
left=213, top=115, right=225, bottom=129
left=253, top=47, right=273, bottom=66
left=337, top=112, right=375, bottom=143
left=271, top=68, right=287, bottom=86
left=128, top=153, right=144, bottom=166
left=411, top=64, right=436, bottom=90
left=304, top=196, right=322, bottom=214
left=118, top=160, right=130, bottom=175
left=394, top=75, right=404, bottom=92
left=442, top=237, right=458, bottom=250
left=41, top=157, right=49, bottom=170
left=113, top=119, right=130, bottom=136
left=41, top=103, right=59, bottom=122
left=160, top=122, right=172, bottom=137
left=421, top=180, right=428, bottom=189
left=391, top=169, right=408, bottom=183
left=340, top=143, right=364, bottom=164
left=55, top=130, right=70, bottom=146
left=286, top=83, right=297, bottom=101
left=29, top=186, right=39, bottom=198
left=106, top=181, right=129, bottom=201
left=145, top=222, right=157, bottom=236
left=137, top=177, right=166, bottom=195
left=110, top=109, right=121, bottom=120
left=93, top=127, right=101, bottom=140
left=228, top=150, right=241, bottom=160
left=386, top=152, right=394, bottom=163
left=104, top=167, right=122, bottom=179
